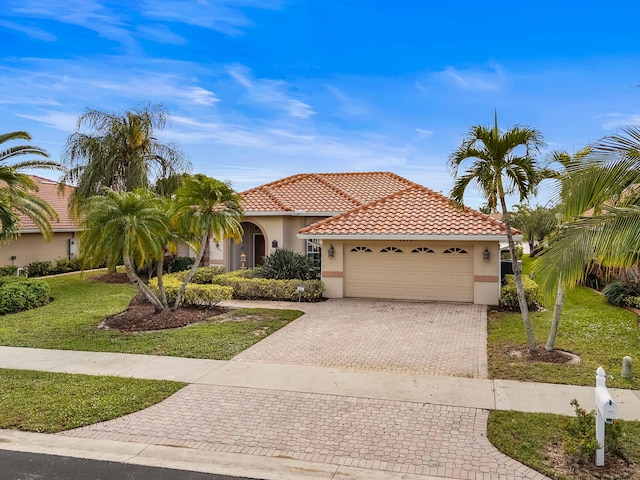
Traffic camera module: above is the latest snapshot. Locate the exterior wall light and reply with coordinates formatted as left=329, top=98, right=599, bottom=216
left=328, top=244, right=335, bottom=257
left=272, top=240, right=278, bottom=249
left=483, top=247, right=490, bottom=262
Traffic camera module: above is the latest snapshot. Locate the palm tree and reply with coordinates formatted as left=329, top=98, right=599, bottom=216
left=78, top=189, right=169, bottom=312
left=534, top=128, right=640, bottom=303
left=171, top=174, right=244, bottom=310
left=449, top=114, right=545, bottom=352
left=510, top=204, right=557, bottom=255
left=61, top=103, right=190, bottom=213
left=536, top=147, right=591, bottom=352
left=0, top=131, right=61, bottom=242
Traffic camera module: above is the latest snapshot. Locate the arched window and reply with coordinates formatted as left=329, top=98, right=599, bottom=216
left=380, top=246, right=403, bottom=253
left=350, top=246, right=372, bottom=252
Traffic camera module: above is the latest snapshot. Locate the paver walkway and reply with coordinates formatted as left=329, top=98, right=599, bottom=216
left=231, top=299, right=488, bottom=378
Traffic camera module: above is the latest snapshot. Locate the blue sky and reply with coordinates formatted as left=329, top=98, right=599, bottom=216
left=1, top=0, right=639, bottom=208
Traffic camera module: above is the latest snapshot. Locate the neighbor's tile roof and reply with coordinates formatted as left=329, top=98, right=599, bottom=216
left=17, top=176, right=77, bottom=232
left=299, top=184, right=510, bottom=236
left=241, top=172, right=416, bottom=213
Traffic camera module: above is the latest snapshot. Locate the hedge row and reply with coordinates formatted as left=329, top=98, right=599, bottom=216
left=212, top=273, right=325, bottom=302
left=500, top=274, right=539, bottom=309
left=149, top=275, right=232, bottom=307
left=0, top=277, right=51, bottom=315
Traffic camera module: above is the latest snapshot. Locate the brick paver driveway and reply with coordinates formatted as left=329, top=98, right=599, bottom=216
left=232, top=299, right=488, bottom=378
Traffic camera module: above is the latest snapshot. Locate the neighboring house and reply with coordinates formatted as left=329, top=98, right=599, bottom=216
left=224, top=172, right=517, bottom=305
left=0, top=176, right=78, bottom=268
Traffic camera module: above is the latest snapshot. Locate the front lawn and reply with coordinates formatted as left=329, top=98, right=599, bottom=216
left=489, top=257, right=640, bottom=389
left=488, top=410, right=640, bottom=480
left=0, top=368, right=184, bottom=433
left=0, top=272, right=303, bottom=360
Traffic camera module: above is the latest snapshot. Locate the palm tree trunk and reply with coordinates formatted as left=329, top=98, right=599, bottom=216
left=156, top=255, right=169, bottom=309
left=173, top=231, right=208, bottom=310
left=123, top=254, right=166, bottom=313
left=545, top=278, right=565, bottom=351
left=500, top=196, right=538, bottom=352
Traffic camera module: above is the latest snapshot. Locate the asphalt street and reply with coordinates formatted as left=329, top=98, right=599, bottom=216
left=0, top=450, right=261, bottom=480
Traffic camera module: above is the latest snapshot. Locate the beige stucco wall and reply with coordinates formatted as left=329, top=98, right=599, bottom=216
left=321, top=239, right=501, bottom=305
left=472, top=241, right=501, bottom=305
left=0, top=232, right=76, bottom=268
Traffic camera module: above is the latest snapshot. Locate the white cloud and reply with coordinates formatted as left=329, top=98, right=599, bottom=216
left=136, top=24, right=187, bottom=45
left=433, top=65, right=506, bottom=92
left=16, top=112, right=79, bottom=132
left=415, top=128, right=434, bottom=138
left=599, top=113, right=640, bottom=130
left=326, top=85, right=369, bottom=116
left=228, top=65, right=315, bottom=119
left=0, top=19, right=56, bottom=41
left=139, top=0, right=282, bottom=36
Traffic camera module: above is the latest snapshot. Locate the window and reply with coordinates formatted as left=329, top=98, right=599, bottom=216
left=380, top=246, right=403, bottom=253
left=306, top=239, right=322, bottom=278
left=411, top=247, right=435, bottom=253
left=350, top=246, right=372, bottom=252
left=443, top=247, right=468, bottom=254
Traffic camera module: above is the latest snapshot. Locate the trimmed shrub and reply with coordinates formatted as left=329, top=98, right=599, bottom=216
left=603, top=281, right=640, bottom=307
left=0, top=278, right=51, bottom=315
left=500, top=274, right=539, bottom=309
left=52, top=257, right=82, bottom=274
left=25, top=260, right=53, bottom=277
left=213, top=273, right=325, bottom=302
left=167, top=256, right=195, bottom=273
left=623, top=295, right=640, bottom=308
left=170, top=266, right=225, bottom=284
left=0, top=265, right=18, bottom=276
left=262, top=249, right=315, bottom=280
left=149, top=275, right=232, bottom=307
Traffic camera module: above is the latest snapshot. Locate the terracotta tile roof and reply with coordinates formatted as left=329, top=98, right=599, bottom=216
left=241, top=172, right=416, bottom=213
left=16, top=176, right=77, bottom=232
left=299, top=184, right=510, bottom=237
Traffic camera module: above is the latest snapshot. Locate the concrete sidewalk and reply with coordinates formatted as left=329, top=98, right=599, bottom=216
left=0, top=346, right=638, bottom=419
left=0, top=346, right=639, bottom=480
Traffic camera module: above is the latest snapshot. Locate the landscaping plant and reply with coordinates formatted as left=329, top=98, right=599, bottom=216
left=262, top=248, right=315, bottom=280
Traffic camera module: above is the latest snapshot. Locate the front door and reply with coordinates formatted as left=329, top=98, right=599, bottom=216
left=254, top=234, right=265, bottom=266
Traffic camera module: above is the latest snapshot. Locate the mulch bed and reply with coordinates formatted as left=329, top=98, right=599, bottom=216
left=99, top=294, right=227, bottom=332
left=508, top=345, right=580, bottom=364
left=545, top=444, right=636, bottom=480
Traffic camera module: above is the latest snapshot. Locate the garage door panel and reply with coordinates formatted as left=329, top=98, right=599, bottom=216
left=344, top=243, right=473, bottom=302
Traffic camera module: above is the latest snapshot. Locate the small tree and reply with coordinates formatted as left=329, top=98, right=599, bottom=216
left=262, top=249, right=315, bottom=280
left=170, top=174, right=244, bottom=310
left=79, top=189, right=169, bottom=312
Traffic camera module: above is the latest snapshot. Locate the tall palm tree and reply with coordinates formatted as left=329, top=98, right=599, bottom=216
left=0, top=131, right=61, bottom=242
left=79, top=189, right=169, bottom=312
left=61, top=103, right=190, bottom=213
left=449, top=114, right=544, bottom=352
left=171, top=174, right=244, bottom=310
left=510, top=204, right=558, bottom=255
left=534, top=128, right=640, bottom=301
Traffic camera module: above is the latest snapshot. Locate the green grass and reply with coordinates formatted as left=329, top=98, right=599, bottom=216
left=0, top=272, right=303, bottom=360
left=0, top=368, right=184, bottom=433
left=488, top=410, right=640, bottom=480
left=489, top=257, right=640, bottom=389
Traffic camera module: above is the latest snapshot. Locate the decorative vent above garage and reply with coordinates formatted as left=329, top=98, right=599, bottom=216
left=350, top=246, right=373, bottom=252
left=411, top=247, right=435, bottom=253
left=443, top=247, right=468, bottom=254
left=380, top=246, right=403, bottom=253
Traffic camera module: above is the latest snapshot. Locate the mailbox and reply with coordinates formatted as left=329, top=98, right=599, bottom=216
left=595, top=386, right=618, bottom=423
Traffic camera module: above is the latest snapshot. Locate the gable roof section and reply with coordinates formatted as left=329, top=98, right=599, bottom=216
left=299, top=184, right=512, bottom=239
left=17, top=176, right=77, bottom=232
left=241, top=172, right=416, bottom=214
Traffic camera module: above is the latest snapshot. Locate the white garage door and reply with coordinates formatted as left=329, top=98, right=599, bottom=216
left=344, top=242, right=474, bottom=302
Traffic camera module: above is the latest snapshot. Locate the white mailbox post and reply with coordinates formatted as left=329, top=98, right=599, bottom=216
left=594, top=367, right=618, bottom=466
